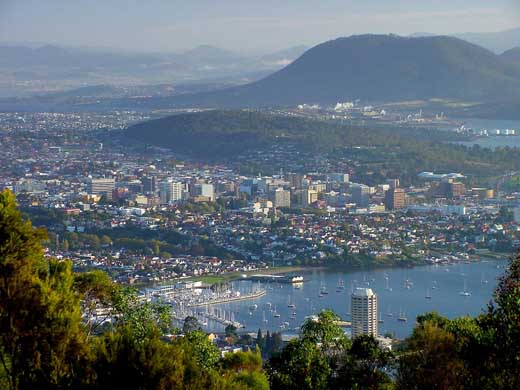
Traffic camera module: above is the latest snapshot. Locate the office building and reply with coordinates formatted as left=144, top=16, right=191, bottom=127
left=351, top=288, right=378, bottom=338
left=87, top=178, right=115, bottom=200
left=384, top=188, right=406, bottom=210
left=194, top=183, right=215, bottom=201
left=142, top=176, right=157, bottom=194
left=160, top=180, right=184, bottom=204
left=351, top=184, right=370, bottom=208
left=269, top=188, right=291, bottom=208
left=302, top=189, right=319, bottom=207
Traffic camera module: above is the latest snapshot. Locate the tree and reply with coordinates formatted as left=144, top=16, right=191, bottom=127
left=0, top=189, right=91, bottom=389
left=182, top=331, right=220, bottom=371
left=268, top=339, right=331, bottom=390
left=335, top=335, right=393, bottom=390
left=182, top=315, right=201, bottom=334
left=73, top=270, right=115, bottom=336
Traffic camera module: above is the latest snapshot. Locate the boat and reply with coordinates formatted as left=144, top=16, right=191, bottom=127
left=273, top=305, right=281, bottom=318
left=398, top=310, right=407, bottom=322
left=262, top=311, right=268, bottom=324
left=385, top=276, right=392, bottom=291
left=481, top=273, right=488, bottom=284
left=425, top=289, right=432, bottom=299
left=287, top=295, right=296, bottom=308
left=378, top=312, right=384, bottom=324
left=320, top=282, right=329, bottom=295
left=249, top=304, right=258, bottom=311
left=459, top=280, right=471, bottom=296
left=336, top=278, right=345, bottom=292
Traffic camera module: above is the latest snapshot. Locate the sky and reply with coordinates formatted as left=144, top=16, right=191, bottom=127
left=1, top=0, right=519, bottom=53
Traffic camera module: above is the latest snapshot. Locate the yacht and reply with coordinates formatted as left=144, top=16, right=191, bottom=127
left=378, top=312, right=384, bottom=324
left=249, top=304, right=258, bottom=311
left=459, top=280, right=471, bottom=297
left=287, top=295, right=296, bottom=308
left=425, top=289, right=432, bottom=299
left=273, top=305, right=281, bottom=318
left=398, top=309, right=407, bottom=322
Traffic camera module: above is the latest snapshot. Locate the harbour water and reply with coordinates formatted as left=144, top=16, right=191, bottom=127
left=198, top=258, right=508, bottom=339
left=450, top=118, right=520, bottom=150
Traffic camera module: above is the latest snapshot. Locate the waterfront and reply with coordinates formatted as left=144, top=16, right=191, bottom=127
left=198, top=258, right=508, bottom=339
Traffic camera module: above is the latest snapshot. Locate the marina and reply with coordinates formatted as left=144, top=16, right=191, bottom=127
left=196, top=258, right=506, bottom=338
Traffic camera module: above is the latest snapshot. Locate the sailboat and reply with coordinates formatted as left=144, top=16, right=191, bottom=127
left=320, top=282, right=329, bottom=295
left=385, top=276, right=392, bottom=291
left=336, top=278, right=345, bottom=292
left=459, top=280, right=471, bottom=296
left=262, top=311, right=268, bottom=324
left=378, top=312, right=384, bottom=324
left=425, top=288, right=432, bottom=299
left=398, top=309, right=407, bottom=322
left=287, top=295, right=296, bottom=309
left=273, top=305, right=281, bottom=318
left=481, top=273, right=488, bottom=284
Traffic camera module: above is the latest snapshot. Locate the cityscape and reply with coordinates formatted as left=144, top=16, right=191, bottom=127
left=1, top=1, right=520, bottom=389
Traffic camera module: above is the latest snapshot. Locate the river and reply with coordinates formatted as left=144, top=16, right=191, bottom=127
left=196, top=258, right=507, bottom=339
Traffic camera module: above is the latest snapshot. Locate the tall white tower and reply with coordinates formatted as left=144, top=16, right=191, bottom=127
left=351, top=287, right=378, bottom=338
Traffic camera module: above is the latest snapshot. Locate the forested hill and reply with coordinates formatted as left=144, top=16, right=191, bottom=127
left=124, top=109, right=452, bottom=157
left=124, top=110, right=520, bottom=180
left=151, top=34, right=520, bottom=107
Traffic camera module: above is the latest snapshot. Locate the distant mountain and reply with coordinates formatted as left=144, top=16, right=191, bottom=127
left=157, top=34, right=520, bottom=107
left=455, top=28, right=520, bottom=54
left=0, top=43, right=302, bottom=97
left=501, top=47, right=520, bottom=64
left=411, top=27, right=520, bottom=54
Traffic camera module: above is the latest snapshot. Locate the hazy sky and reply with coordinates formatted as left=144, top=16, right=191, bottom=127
left=1, top=0, right=519, bottom=53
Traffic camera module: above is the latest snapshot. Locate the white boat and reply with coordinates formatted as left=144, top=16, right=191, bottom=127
left=287, top=295, right=296, bottom=308
left=273, top=305, right=281, bottom=318
left=460, top=280, right=471, bottom=297
left=398, top=309, right=407, bottom=322
left=249, top=304, right=258, bottom=311
left=425, top=289, right=432, bottom=299
left=378, top=312, right=384, bottom=324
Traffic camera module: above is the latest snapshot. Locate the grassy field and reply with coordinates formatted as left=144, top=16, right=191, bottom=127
left=187, top=265, right=307, bottom=286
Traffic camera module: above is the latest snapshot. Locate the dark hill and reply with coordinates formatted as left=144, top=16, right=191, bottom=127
left=157, top=34, right=520, bottom=107
left=501, top=47, right=520, bottom=64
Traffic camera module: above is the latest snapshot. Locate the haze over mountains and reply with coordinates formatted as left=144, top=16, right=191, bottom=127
left=410, top=27, right=520, bottom=54
left=0, top=44, right=308, bottom=97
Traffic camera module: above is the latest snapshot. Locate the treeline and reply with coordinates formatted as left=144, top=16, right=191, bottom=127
left=2, top=188, right=520, bottom=389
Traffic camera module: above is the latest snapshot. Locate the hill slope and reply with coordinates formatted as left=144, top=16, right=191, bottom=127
left=158, top=34, right=520, bottom=107
left=501, top=47, right=520, bottom=64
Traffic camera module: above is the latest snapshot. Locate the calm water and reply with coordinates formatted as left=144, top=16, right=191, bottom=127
left=451, top=118, right=520, bottom=149
left=198, top=259, right=507, bottom=339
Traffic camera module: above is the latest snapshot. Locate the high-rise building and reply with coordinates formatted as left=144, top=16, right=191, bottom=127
left=384, top=188, right=406, bottom=210
left=351, top=184, right=370, bottom=208
left=87, top=178, right=115, bottom=200
left=351, top=288, right=378, bottom=338
left=329, top=173, right=350, bottom=183
left=287, top=173, right=304, bottom=189
left=194, top=183, right=215, bottom=201
left=160, top=180, right=183, bottom=204
left=269, top=188, right=291, bottom=208
left=142, top=176, right=157, bottom=194
left=438, top=180, right=466, bottom=199
left=302, top=189, right=319, bottom=207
